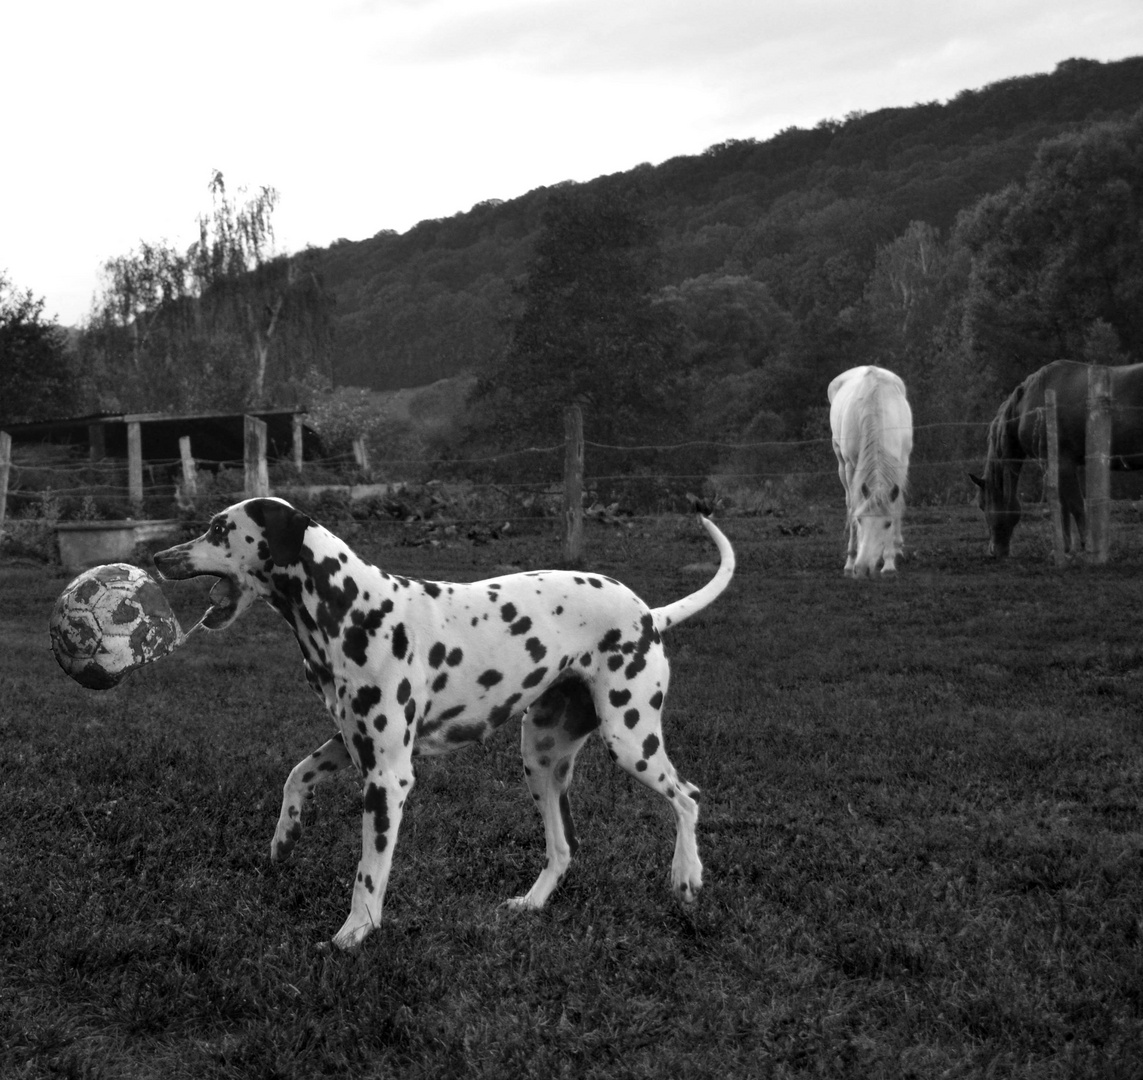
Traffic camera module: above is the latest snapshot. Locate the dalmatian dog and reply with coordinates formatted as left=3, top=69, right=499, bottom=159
left=153, top=497, right=734, bottom=950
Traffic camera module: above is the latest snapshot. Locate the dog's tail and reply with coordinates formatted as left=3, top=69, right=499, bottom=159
left=651, top=516, right=735, bottom=632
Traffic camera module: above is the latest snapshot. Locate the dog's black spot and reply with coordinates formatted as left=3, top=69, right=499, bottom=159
left=396, top=678, right=412, bottom=705
left=432, top=672, right=448, bottom=693
left=525, top=637, right=547, bottom=663
left=635, top=760, right=648, bottom=772
left=649, top=690, right=664, bottom=710
left=446, top=721, right=488, bottom=744
left=642, top=733, right=659, bottom=759
left=351, top=684, right=382, bottom=717
left=579, top=653, right=592, bottom=667
left=301, top=770, right=315, bottom=783
left=422, top=581, right=441, bottom=599
left=353, top=731, right=377, bottom=773
left=607, top=655, right=624, bottom=671
left=509, top=616, right=532, bottom=636
left=404, top=698, right=417, bottom=724
left=478, top=669, right=503, bottom=689
left=624, top=708, right=640, bottom=728
left=310, top=556, right=360, bottom=640
left=351, top=605, right=388, bottom=633
left=598, top=629, right=622, bottom=653
left=500, top=603, right=517, bottom=623
left=555, top=759, right=570, bottom=782
left=436, top=704, right=466, bottom=721
left=363, top=782, right=389, bottom=852
left=588, top=578, right=603, bottom=589
left=624, top=613, right=658, bottom=680
left=343, top=627, right=369, bottom=666
left=522, top=667, right=548, bottom=689
left=487, top=693, right=521, bottom=727
left=428, top=642, right=447, bottom=668
left=609, top=688, right=631, bottom=707
left=374, top=714, right=388, bottom=732
left=392, top=622, right=408, bottom=660
left=447, top=647, right=464, bottom=666
left=558, top=791, right=578, bottom=854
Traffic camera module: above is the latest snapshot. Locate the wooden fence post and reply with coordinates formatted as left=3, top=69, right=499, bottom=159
left=1085, top=365, right=1112, bottom=564
left=244, top=416, right=270, bottom=497
left=563, top=405, right=584, bottom=567
left=179, top=436, right=198, bottom=501
left=352, top=437, right=371, bottom=478
left=292, top=413, right=304, bottom=474
left=0, top=431, right=11, bottom=530
left=127, top=420, right=144, bottom=515
left=1043, top=391, right=1066, bottom=567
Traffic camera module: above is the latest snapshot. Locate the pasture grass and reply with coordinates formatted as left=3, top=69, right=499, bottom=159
left=2, top=504, right=1143, bottom=1078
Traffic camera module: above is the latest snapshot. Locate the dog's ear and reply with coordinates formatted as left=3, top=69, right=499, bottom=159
left=257, top=500, right=312, bottom=566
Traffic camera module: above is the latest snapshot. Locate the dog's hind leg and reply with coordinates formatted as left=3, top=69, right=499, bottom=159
left=271, top=734, right=353, bottom=862
left=596, top=662, right=704, bottom=903
left=507, top=678, right=600, bottom=910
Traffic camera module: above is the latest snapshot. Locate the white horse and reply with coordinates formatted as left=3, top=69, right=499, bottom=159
left=827, top=365, right=914, bottom=577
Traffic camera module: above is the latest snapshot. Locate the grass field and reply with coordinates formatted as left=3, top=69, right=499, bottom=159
left=3, top=501, right=1143, bottom=1078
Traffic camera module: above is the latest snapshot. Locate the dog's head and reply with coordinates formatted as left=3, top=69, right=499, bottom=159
left=153, top=497, right=313, bottom=630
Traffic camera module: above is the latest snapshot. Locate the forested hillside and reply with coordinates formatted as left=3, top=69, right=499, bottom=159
left=6, top=54, right=1141, bottom=505
left=322, top=55, right=1143, bottom=398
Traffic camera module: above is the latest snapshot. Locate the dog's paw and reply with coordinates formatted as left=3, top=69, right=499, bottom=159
left=503, top=895, right=542, bottom=911
left=671, top=857, right=703, bottom=904
left=331, top=920, right=374, bottom=950
left=675, top=879, right=703, bottom=904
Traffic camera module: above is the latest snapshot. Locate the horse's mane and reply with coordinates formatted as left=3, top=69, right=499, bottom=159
left=852, top=373, right=908, bottom=513
left=984, top=382, right=1028, bottom=490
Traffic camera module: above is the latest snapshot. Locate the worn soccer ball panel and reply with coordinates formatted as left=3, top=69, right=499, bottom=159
left=50, top=563, right=183, bottom=689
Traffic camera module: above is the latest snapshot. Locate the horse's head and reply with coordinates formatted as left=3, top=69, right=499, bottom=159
left=969, top=394, right=1024, bottom=558
left=851, top=481, right=904, bottom=576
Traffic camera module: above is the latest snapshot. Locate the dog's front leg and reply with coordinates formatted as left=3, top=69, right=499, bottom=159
left=271, top=734, right=352, bottom=861
left=332, top=760, right=415, bottom=950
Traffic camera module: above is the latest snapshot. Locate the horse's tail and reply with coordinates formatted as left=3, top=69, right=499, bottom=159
left=651, top=516, right=735, bottom=632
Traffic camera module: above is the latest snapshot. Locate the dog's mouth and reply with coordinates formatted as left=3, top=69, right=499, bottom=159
left=203, top=575, right=242, bottom=630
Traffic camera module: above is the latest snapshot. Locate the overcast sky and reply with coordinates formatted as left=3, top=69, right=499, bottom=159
left=3, top=0, right=1142, bottom=326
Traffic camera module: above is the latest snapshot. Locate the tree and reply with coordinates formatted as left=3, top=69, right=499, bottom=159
left=81, top=171, right=333, bottom=413
left=0, top=273, right=74, bottom=422
left=659, top=273, right=790, bottom=375
left=190, top=171, right=294, bottom=404
left=956, top=110, right=1143, bottom=384
left=472, top=186, right=689, bottom=462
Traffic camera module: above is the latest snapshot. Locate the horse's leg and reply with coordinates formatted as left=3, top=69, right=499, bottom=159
left=1059, top=463, right=1085, bottom=554
left=839, top=456, right=857, bottom=574
left=844, top=490, right=858, bottom=575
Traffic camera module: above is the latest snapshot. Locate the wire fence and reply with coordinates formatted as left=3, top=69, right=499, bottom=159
left=0, top=418, right=996, bottom=530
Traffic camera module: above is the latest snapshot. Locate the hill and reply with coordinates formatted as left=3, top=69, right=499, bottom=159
left=319, top=55, right=1143, bottom=393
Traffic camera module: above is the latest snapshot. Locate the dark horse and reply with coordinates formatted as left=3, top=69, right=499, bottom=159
left=970, top=360, right=1143, bottom=557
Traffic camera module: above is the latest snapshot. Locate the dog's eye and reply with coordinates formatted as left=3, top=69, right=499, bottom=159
left=209, top=521, right=227, bottom=540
